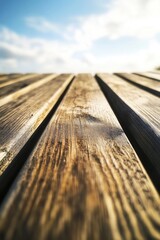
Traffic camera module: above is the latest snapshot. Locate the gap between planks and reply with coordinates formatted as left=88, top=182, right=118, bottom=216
left=135, top=72, right=160, bottom=82
left=0, top=74, right=159, bottom=240
left=0, top=74, right=74, bottom=175
left=0, top=74, right=38, bottom=88
left=0, top=74, right=51, bottom=99
left=96, top=73, right=160, bottom=192
left=0, top=74, right=74, bottom=203
left=115, top=73, right=160, bottom=97
left=0, top=74, right=22, bottom=83
left=0, top=74, right=59, bottom=107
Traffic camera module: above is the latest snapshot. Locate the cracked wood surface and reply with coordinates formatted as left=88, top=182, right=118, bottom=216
left=116, top=73, right=160, bottom=96
left=0, top=74, right=60, bottom=107
left=0, top=74, right=73, bottom=175
left=0, top=74, right=159, bottom=240
left=97, top=73, right=160, bottom=180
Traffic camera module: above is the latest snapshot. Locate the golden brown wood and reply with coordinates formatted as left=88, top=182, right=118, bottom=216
left=0, top=74, right=6, bottom=77
left=97, top=73, right=160, bottom=179
left=0, top=74, right=59, bottom=107
left=135, top=72, right=160, bottom=81
left=0, top=74, right=159, bottom=240
left=0, top=74, right=49, bottom=99
left=0, top=74, right=73, bottom=175
left=116, top=73, right=160, bottom=96
left=0, top=74, right=38, bottom=88
left=0, top=74, right=23, bottom=83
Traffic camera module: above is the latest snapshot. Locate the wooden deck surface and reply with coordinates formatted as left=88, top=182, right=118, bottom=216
left=0, top=72, right=160, bottom=240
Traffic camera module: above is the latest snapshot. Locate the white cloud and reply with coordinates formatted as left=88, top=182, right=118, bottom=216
left=91, top=39, right=160, bottom=73
left=0, top=27, right=91, bottom=72
left=1, top=0, right=160, bottom=73
left=0, top=26, right=160, bottom=73
left=66, top=0, right=160, bottom=45
left=25, top=0, right=160, bottom=44
left=26, top=17, right=60, bottom=34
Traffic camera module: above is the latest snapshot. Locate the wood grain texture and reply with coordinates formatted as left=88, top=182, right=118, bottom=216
left=0, top=74, right=48, bottom=99
left=134, top=72, right=160, bottom=82
left=0, top=74, right=59, bottom=107
left=0, top=74, right=73, bottom=175
left=0, top=74, right=23, bottom=84
left=0, top=74, right=38, bottom=88
left=96, top=73, right=160, bottom=180
left=116, top=73, right=160, bottom=96
left=0, top=74, right=159, bottom=240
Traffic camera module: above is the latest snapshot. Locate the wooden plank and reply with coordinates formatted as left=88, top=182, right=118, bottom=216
left=134, top=72, right=160, bottom=82
left=0, top=74, right=60, bottom=107
left=0, top=74, right=23, bottom=83
left=0, top=75, right=9, bottom=81
left=0, top=74, right=74, bottom=175
left=116, top=73, right=160, bottom=96
left=0, top=74, right=38, bottom=88
left=0, top=74, right=159, bottom=240
left=149, top=70, right=160, bottom=75
left=96, top=73, right=160, bottom=181
left=0, top=74, right=49, bottom=99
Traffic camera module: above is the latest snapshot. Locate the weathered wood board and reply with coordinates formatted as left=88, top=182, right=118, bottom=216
left=135, top=72, right=160, bottom=81
left=0, top=74, right=159, bottom=240
left=0, top=74, right=40, bottom=88
left=96, top=73, right=160, bottom=183
left=0, top=74, right=49, bottom=98
left=0, top=72, right=159, bottom=240
left=0, top=74, right=73, bottom=175
left=0, top=74, right=62, bottom=107
left=0, top=74, right=22, bottom=82
left=116, top=73, right=160, bottom=96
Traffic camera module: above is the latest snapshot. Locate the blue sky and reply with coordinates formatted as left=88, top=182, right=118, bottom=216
left=0, top=0, right=160, bottom=72
left=0, top=0, right=105, bottom=34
